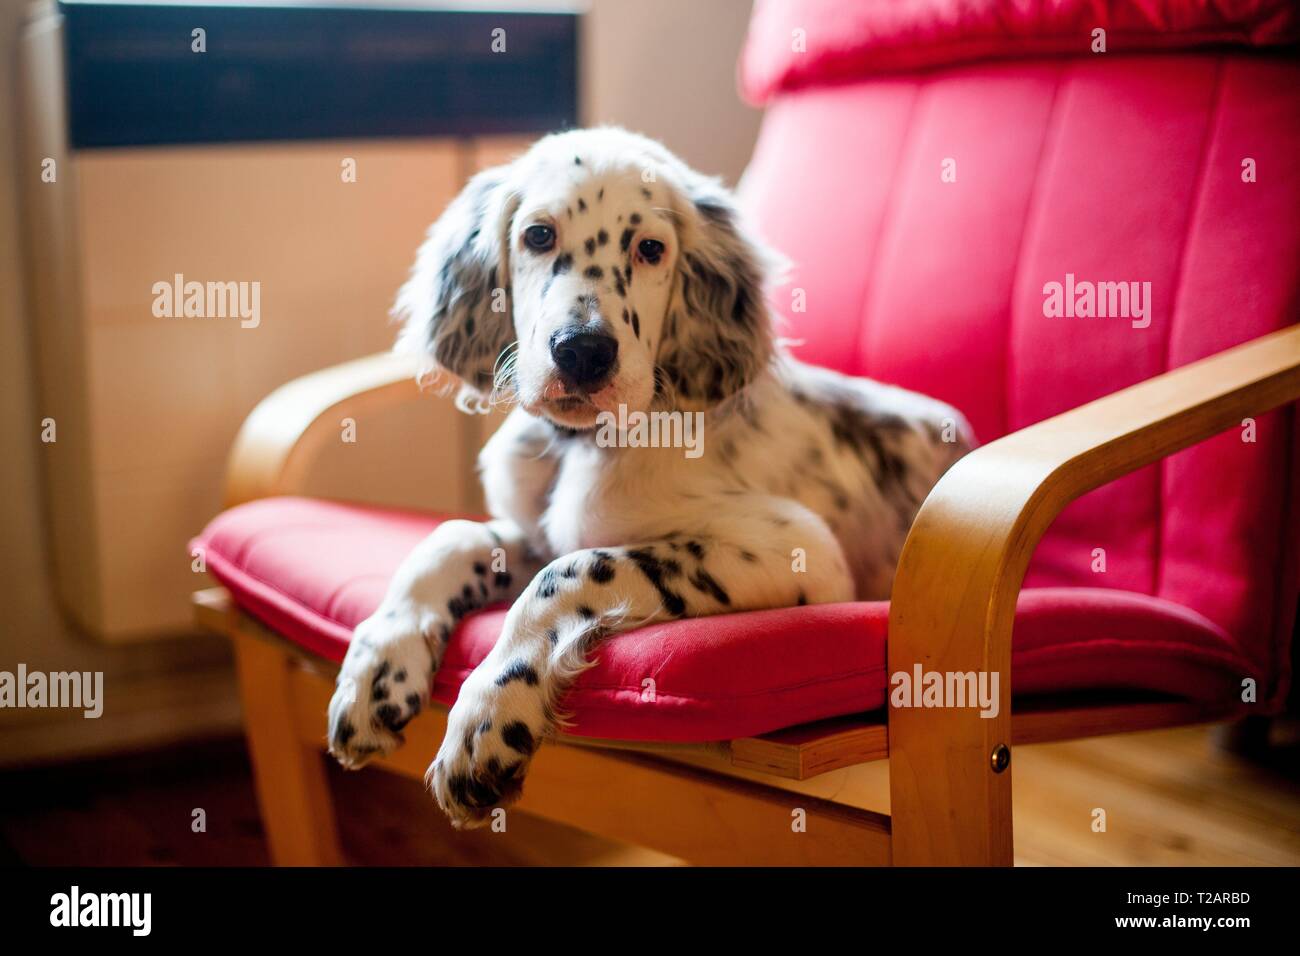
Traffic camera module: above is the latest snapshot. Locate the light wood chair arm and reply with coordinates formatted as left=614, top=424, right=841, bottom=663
left=224, top=351, right=422, bottom=507
left=887, top=323, right=1300, bottom=864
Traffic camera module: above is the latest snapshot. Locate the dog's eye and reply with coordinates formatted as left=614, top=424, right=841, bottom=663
left=637, top=238, right=665, bottom=264
left=523, top=225, right=556, bottom=252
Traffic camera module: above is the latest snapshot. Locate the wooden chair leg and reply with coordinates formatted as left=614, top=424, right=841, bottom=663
left=888, top=711, right=1014, bottom=866
left=887, top=495, right=1017, bottom=865
left=233, top=633, right=345, bottom=866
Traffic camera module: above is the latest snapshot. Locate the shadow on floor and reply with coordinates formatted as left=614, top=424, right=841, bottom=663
left=0, top=736, right=676, bottom=866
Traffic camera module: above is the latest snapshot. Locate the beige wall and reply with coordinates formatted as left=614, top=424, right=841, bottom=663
left=0, top=0, right=244, bottom=763
left=0, top=0, right=760, bottom=764
left=55, top=139, right=479, bottom=640
left=583, top=0, right=760, bottom=184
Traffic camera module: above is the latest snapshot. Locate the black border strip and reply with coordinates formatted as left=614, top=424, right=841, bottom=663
left=3, top=865, right=1285, bottom=941
left=59, top=2, right=580, bottom=148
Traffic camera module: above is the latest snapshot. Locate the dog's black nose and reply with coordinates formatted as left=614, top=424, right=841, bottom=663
left=549, top=328, right=618, bottom=387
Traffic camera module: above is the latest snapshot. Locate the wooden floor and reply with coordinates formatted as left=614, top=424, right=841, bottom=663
left=1, top=721, right=1296, bottom=866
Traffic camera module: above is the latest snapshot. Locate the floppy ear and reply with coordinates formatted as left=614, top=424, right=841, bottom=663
left=657, top=177, right=776, bottom=408
left=394, top=165, right=520, bottom=410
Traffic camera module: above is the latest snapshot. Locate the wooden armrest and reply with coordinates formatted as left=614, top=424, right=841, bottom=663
left=887, top=323, right=1300, bottom=864
left=225, top=351, right=421, bottom=507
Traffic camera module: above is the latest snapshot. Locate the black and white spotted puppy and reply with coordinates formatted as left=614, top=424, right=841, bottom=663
left=327, top=127, right=973, bottom=827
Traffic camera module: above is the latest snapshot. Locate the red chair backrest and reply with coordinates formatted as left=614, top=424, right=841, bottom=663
left=737, top=0, right=1300, bottom=701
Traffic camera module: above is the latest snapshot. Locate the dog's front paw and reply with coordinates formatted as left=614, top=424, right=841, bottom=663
left=328, top=608, right=438, bottom=769
left=426, top=675, right=546, bottom=829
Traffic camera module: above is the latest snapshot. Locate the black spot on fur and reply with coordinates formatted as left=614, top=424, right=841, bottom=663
left=641, top=188, right=652, bottom=199
left=488, top=759, right=525, bottom=803
left=448, top=771, right=506, bottom=810
left=376, top=703, right=409, bottom=731
left=797, top=591, right=807, bottom=606
left=589, top=551, right=616, bottom=583
left=393, top=669, right=407, bottom=683
left=546, top=628, right=559, bottom=646
left=576, top=605, right=595, bottom=620
left=535, top=566, right=560, bottom=599
left=494, top=571, right=512, bottom=590
left=619, top=228, right=635, bottom=252
left=501, top=721, right=536, bottom=756
left=685, top=540, right=705, bottom=560
left=597, top=228, right=609, bottom=246
left=335, top=720, right=356, bottom=746
left=496, top=660, right=539, bottom=687
left=406, top=693, right=421, bottom=712
left=447, top=589, right=479, bottom=620
left=629, top=213, right=641, bottom=225
left=631, top=312, right=640, bottom=338
left=627, top=548, right=687, bottom=617
left=553, top=252, right=573, bottom=276
left=689, top=568, right=731, bottom=606
left=694, top=198, right=733, bottom=225
left=802, top=383, right=913, bottom=496
left=577, top=197, right=587, bottom=213
left=584, top=265, right=603, bottom=280
left=739, top=549, right=758, bottom=563
left=473, top=561, right=488, bottom=576
left=584, top=237, right=596, bottom=256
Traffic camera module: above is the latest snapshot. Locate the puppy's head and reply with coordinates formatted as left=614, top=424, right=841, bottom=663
left=395, top=127, right=776, bottom=428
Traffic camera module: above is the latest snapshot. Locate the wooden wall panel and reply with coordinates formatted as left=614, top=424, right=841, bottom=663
left=28, top=138, right=541, bottom=641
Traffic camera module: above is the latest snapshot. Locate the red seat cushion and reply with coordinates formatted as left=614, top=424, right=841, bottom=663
left=193, top=497, right=1258, bottom=742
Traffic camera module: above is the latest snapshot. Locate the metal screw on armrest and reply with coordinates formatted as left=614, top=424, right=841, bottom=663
left=990, top=743, right=1011, bottom=773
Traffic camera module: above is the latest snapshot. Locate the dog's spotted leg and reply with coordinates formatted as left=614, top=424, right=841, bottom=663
left=327, top=519, right=545, bottom=768
left=428, top=497, right=853, bottom=827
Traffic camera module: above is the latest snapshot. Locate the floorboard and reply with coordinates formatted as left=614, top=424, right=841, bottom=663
left=0, top=722, right=1294, bottom=866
